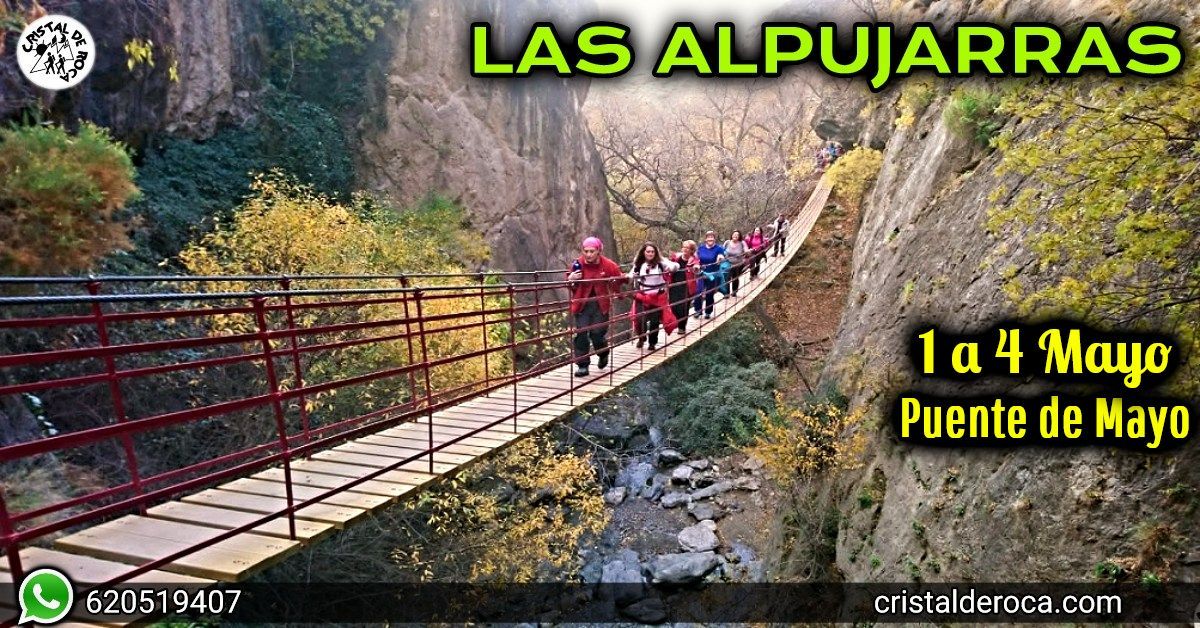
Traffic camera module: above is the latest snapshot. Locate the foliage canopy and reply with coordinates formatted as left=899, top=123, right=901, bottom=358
left=123, top=91, right=354, bottom=269
left=180, top=174, right=499, bottom=421
left=990, top=61, right=1200, bottom=392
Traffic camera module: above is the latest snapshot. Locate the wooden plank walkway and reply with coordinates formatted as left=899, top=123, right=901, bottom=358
left=16, top=181, right=832, bottom=594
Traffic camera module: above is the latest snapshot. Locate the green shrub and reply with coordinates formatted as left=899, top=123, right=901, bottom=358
left=263, top=0, right=403, bottom=62
left=120, top=128, right=263, bottom=270
left=665, top=362, right=778, bottom=454
left=0, top=123, right=138, bottom=275
left=857, top=487, right=876, bottom=509
left=944, top=87, right=1003, bottom=146
left=259, top=91, right=354, bottom=194
left=1093, top=560, right=1125, bottom=582
left=121, top=91, right=354, bottom=269
left=655, top=318, right=778, bottom=454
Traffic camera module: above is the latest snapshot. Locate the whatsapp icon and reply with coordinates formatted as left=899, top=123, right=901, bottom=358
left=18, top=568, right=73, bottom=625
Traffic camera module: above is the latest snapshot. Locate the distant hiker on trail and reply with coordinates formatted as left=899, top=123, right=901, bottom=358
left=567, top=236, right=624, bottom=377
left=628, top=242, right=679, bottom=351
left=723, top=230, right=749, bottom=298
left=669, top=240, right=700, bottom=335
left=770, top=214, right=790, bottom=257
left=746, top=226, right=767, bottom=280
left=694, top=231, right=726, bottom=319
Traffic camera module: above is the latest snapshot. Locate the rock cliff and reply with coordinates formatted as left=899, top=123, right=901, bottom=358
left=0, top=0, right=264, bottom=143
left=804, top=0, right=1200, bottom=582
left=2, top=0, right=612, bottom=273
left=355, top=0, right=615, bottom=273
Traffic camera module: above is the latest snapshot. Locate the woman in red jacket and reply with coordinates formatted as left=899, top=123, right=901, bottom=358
left=669, top=240, right=700, bottom=335
left=567, top=236, right=625, bottom=376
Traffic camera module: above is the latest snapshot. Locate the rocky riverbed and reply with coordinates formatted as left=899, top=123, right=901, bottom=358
left=556, top=386, right=783, bottom=624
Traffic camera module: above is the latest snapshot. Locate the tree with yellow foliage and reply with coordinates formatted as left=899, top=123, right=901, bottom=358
left=826, top=147, right=884, bottom=208
left=393, top=435, right=609, bottom=582
left=179, top=173, right=505, bottom=425
left=990, top=61, right=1200, bottom=393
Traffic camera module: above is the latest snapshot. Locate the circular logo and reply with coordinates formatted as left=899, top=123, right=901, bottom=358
left=17, top=567, right=74, bottom=624
left=15, top=15, right=95, bottom=90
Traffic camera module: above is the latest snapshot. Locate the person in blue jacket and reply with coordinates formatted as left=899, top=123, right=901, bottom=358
left=692, top=230, right=726, bottom=319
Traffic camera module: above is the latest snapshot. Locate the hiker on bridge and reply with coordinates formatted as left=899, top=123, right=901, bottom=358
left=628, top=242, right=679, bottom=351
left=567, top=236, right=625, bottom=377
left=770, top=214, right=790, bottom=257
left=694, top=231, right=726, bottom=319
left=746, top=226, right=768, bottom=281
left=723, top=230, right=749, bottom=298
left=669, top=240, right=700, bottom=336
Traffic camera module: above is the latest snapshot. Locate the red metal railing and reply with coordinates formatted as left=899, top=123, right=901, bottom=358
left=0, top=203, right=816, bottom=595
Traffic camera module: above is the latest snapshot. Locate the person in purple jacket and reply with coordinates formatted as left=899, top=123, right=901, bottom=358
left=692, top=231, right=725, bottom=319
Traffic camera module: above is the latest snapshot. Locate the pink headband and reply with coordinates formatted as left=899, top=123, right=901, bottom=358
left=582, top=236, right=603, bottom=251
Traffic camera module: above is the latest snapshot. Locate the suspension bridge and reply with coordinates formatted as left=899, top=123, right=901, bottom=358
left=0, top=180, right=831, bottom=624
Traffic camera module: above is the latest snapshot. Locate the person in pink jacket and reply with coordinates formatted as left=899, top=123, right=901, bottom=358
left=746, top=226, right=768, bottom=280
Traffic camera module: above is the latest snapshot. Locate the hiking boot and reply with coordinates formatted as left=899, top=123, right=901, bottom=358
left=692, top=311, right=701, bottom=319
left=598, top=353, right=608, bottom=369
left=575, top=365, right=589, bottom=377
left=648, top=342, right=657, bottom=351
left=636, top=338, right=645, bottom=349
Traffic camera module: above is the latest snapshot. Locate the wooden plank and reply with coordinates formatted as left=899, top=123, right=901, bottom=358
left=518, top=375, right=616, bottom=392
left=487, top=390, right=580, bottom=405
left=55, top=524, right=299, bottom=581
left=146, top=501, right=334, bottom=543
left=433, top=404, right=552, bottom=422
left=84, top=516, right=296, bottom=559
left=359, top=433, right=493, bottom=457
left=446, top=403, right=565, bottom=421
left=321, top=449, right=465, bottom=475
left=289, top=459, right=437, bottom=487
left=424, top=413, right=547, bottom=437
left=180, top=489, right=367, bottom=528
left=335, top=440, right=426, bottom=458
left=0, top=546, right=211, bottom=587
left=415, top=412, right=543, bottom=431
left=368, top=427, right=513, bottom=449
left=310, top=450, right=459, bottom=475
left=424, top=411, right=544, bottom=432
left=539, top=370, right=636, bottom=384
left=475, top=397, right=571, bottom=413
left=377, top=426, right=519, bottom=449
left=253, top=468, right=418, bottom=499
left=333, top=442, right=476, bottom=466
left=219, top=478, right=395, bottom=509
